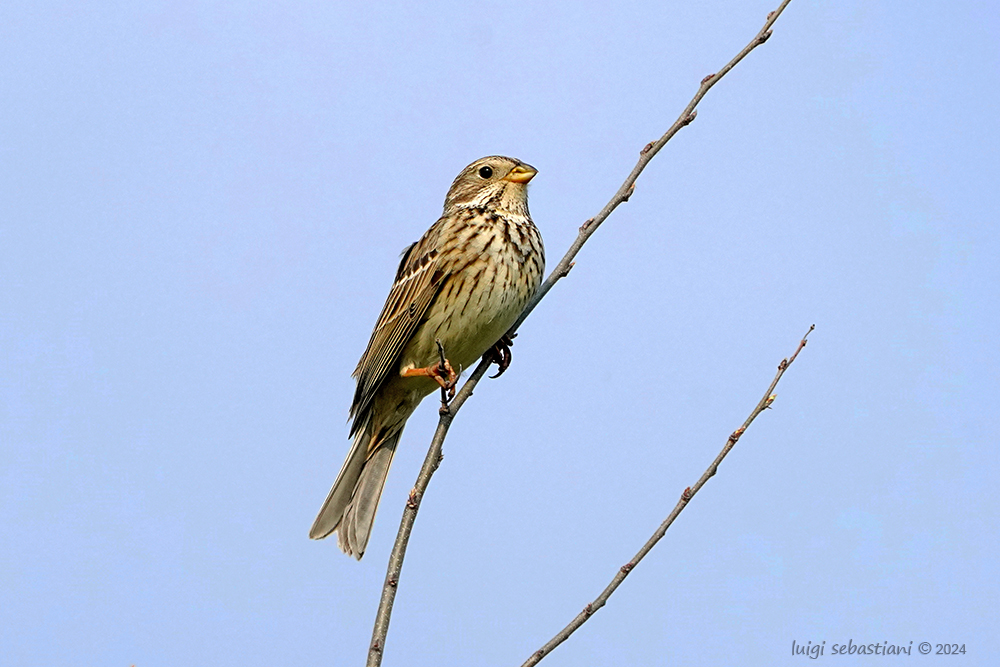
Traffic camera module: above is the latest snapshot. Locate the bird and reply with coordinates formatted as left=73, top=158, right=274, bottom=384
left=310, top=155, right=545, bottom=558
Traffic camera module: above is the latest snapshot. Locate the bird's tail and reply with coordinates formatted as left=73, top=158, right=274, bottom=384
left=309, top=424, right=401, bottom=559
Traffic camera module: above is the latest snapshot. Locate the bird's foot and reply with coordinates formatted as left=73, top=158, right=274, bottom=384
left=486, top=333, right=517, bottom=379
left=402, top=359, right=457, bottom=398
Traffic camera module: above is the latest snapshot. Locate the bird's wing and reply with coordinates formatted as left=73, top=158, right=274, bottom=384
left=350, top=231, right=446, bottom=429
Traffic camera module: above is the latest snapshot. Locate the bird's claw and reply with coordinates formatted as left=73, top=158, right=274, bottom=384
left=487, top=333, right=516, bottom=379
left=433, top=359, right=457, bottom=398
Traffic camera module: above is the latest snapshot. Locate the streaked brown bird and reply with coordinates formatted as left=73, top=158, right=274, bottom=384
left=310, top=156, right=545, bottom=558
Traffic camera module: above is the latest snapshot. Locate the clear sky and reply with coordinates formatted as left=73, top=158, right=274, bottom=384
left=2, top=1, right=997, bottom=665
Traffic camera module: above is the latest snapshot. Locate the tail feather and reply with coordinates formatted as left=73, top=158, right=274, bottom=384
left=339, top=442, right=395, bottom=558
left=310, top=426, right=401, bottom=560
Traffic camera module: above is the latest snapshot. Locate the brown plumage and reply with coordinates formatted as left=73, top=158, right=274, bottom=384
left=310, top=156, right=545, bottom=558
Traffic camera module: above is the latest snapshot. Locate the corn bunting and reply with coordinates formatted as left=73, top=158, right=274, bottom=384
left=310, top=156, right=545, bottom=558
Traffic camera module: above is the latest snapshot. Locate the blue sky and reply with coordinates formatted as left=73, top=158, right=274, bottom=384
left=2, top=1, right=997, bottom=665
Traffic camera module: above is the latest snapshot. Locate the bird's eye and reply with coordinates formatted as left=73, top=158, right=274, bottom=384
left=478, top=166, right=493, bottom=179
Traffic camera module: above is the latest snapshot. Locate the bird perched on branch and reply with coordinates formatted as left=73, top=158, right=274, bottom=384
left=310, top=156, right=545, bottom=558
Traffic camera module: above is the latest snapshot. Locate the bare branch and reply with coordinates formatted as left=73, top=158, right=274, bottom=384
left=367, top=1, right=798, bottom=664
left=367, top=357, right=490, bottom=667
left=520, top=324, right=813, bottom=666
left=512, top=0, right=796, bottom=332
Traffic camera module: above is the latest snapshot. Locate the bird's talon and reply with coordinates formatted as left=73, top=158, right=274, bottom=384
left=487, top=334, right=516, bottom=378
left=433, top=359, right=457, bottom=391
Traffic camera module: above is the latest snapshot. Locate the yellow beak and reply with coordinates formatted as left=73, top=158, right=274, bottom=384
left=503, top=164, right=537, bottom=184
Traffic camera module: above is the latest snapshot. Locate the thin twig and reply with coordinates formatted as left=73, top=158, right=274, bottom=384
left=434, top=339, right=450, bottom=408
left=520, top=324, right=813, bottom=666
left=512, top=0, right=796, bottom=332
left=367, top=359, right=490, bottom=667
left=367, top=2, right=796, bottom=664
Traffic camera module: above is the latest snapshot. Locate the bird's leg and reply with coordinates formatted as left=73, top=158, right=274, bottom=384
left=486, top=333, right=517, bottom=379
left=403, top=340, right=458, bottom=402
left=401, top=359, right=457, bottom=396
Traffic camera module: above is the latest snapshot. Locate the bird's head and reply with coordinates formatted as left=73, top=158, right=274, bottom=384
left=443, top=156, right=536, bottom=217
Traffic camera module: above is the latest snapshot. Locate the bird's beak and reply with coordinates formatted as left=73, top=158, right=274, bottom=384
left=504, top=164, right=537, bottom=184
